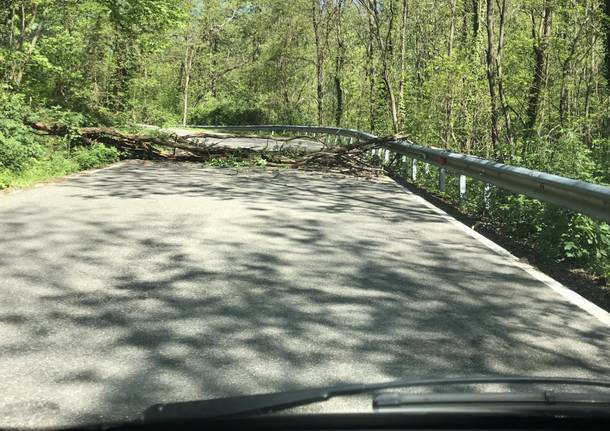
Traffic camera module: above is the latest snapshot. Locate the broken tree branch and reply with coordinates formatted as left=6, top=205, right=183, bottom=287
left=25, top=120, right=400, bottom=176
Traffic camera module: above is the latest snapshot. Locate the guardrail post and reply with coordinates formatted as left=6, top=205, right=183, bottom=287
left=459, top=175, right=467, bottom=199
left=411, top=159, right=418, bottom=181
left=439, top=168, right=446, bottom=193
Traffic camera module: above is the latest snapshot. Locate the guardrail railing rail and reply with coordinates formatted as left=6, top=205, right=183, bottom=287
left=182, top=124, right=610, bottom=223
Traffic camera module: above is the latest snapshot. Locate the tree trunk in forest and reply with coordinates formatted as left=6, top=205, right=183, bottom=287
left=312, top=0, right=324, bottom=125
left=383, top=68, right=400, bottom=133
left=111, top=37, right=131, bottom=112
left=181, top=36, right=194, bottom=126
left=385, top=3, right=400, bottom=133
left=525, top=2, right=552, bottom=138
left=604, top=0, right=610, bottom=87
left=445, top=0, right=456, bottom=148
left=334, top=0, right=346, bottom=126
left=359, top=0, right=400, bottom=132
left=366, top=12, right=376, bottom=132
left=584, top=37, right=595, bottom=147
left=472, top=0, right=480, bottom=39
left=559, top=20, right=585, bottom=125
left=485, top=0, right=501, bottom=160
left=496, top=0, right=514, bottom=156
left=398, top=0, right=408, bottom=116
left=10, top=2, right=48, bottom=88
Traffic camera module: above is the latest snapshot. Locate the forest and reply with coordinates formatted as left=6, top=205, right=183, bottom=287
left=0, top=1, right=609, bottom=287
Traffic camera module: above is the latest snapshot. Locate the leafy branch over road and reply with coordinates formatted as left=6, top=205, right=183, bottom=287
left=25, top=120, right=406, bottom=176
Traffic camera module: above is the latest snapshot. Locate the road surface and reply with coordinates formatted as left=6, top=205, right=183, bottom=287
left=167, top=126, right=326, bottom=152
left=1, top=161, right=609, bottom=427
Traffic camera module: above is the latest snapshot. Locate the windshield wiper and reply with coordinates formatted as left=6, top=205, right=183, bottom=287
left=142, top=376, right=610, bottom=422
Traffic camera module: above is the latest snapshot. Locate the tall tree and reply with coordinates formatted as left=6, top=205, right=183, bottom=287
left=359, top=0, right=400, bottom=133
left=485, top=0, right=502, bottom=160
left=525, top=0, right=552, bottom=138
left=604, top=0, right=610, bottom=88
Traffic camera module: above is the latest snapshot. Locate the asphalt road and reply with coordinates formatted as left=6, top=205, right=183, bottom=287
left=168, top=127, right=326, bottom=152
left=1, top=161, right=610, bottom=427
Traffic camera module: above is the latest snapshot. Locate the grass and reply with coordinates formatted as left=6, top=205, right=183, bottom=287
left=0, top=157, right=79, bottom=189
left=0, top=144, right=121, bottom=190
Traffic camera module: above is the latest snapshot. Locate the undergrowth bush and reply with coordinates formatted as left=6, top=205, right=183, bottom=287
left=189, top=98, right=268, bottom=125
left=72, top=144, right=121, bottom=170
left=0, top=90, right=43, bottom=172
left=0, top=124, right=43, bottom=172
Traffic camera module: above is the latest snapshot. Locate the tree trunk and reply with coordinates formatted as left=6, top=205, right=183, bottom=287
left=11, top=2, right=48, bottom=88
left=485, top=0, right=501, bottom=160
left=605, top=0, right=610, bottom=89
left=445, top=0, right=457, bottom=148
left=525, top=2, right=552, bottom=137
left=398, top=0, right=408, bottom=113
left=334, top=0, right=345, bottom=126
left=366, top=12, right=376, bottom=132
left=383, top=68, right=400, bottom=133
left=496, top=0, right=514, bottom=156
left=312, top=0, right=324, bottom=125
left=584, top=21, right=597, bottom=147
left=182, top=43, right=193, bottom=126
left=472, top=0, right=480, bottom=39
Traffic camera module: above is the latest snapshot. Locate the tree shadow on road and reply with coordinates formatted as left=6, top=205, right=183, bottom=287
left=1, top=161, right=609, bottom=427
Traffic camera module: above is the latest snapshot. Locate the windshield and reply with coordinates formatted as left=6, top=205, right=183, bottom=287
left=1, top=0, right=610, bottom=429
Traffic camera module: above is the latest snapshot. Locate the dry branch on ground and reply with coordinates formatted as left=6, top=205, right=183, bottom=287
left=26, top=121, right=404, bottom=176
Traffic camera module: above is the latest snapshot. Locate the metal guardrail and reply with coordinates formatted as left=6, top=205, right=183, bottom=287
left=183, top=124, right=610, bottom=223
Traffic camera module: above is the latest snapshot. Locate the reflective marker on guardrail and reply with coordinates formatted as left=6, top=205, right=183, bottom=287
left=459, top=175, right=467, bottom=200
left=412, top=159, right=418, bottom=181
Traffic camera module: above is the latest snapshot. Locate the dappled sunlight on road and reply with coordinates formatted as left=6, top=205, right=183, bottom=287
left=1, top=161, right=609, bottom=427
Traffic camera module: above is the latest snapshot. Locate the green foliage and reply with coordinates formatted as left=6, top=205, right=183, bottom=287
left=0, top=122, right=42, bottom=172
left=0, top=155, right=79, bottom=190
left=562, top=215, right=610, bottom=268
left=204, top=154, right=267, bottom=169
left=71, top=144, right=121, bottom=170
left=138, top=105, right=181, bottom=126
left=189, top=99, right=268, bottom=126
left=517, top=132, right=598, bottom=182
left=0, top=141, right=121, bottom=190
left=0, top=90, right=43, bottom=172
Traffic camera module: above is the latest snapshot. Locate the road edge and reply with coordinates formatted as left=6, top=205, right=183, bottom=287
left=393, top=180, right=610, bottom=327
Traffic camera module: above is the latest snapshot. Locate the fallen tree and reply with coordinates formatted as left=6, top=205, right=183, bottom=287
left=25, top=121, right=406, bottom=175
